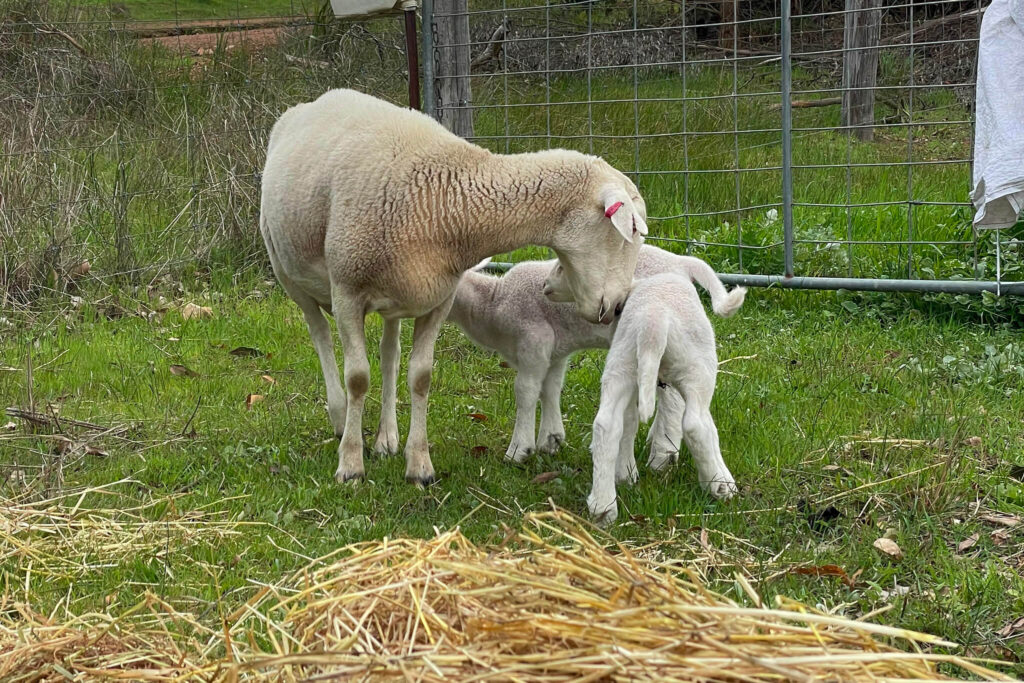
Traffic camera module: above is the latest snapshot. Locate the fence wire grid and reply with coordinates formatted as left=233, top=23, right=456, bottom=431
left=0, top=0, right=1020, bottom=308
left=425, top=0, right=1022, bottom=295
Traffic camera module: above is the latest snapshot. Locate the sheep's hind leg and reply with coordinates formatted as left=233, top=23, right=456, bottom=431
left=615, top=396, right=639, bottom=485
left=679, top=381, right=737, bottom=500
left=647, top=385, right=684, bottom=472
left=404, top=297, right=454, bottom=485
left=373, top=317, right=401, bottom=455
left=588, top=380, right=632, bottom=525
left=536, top=356, right=568, bottom=454
left=278, top=274, right=347, bottom=438
left=506, top=366, right=544, bottom=463
left=332, top=291, right=371, bottom=482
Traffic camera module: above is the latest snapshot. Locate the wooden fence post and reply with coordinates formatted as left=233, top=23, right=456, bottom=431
left=434, top=0, right=474, bottom=138
left=841, top=0, right=882, bottom=141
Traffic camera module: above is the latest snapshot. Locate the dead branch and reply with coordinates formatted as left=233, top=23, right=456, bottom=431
left=770, top=97, right=842, bottom=110
left=885, top=7, right=984, bottom=45
left=471, top=21, right=509, bottom=70
left=6, top=407, right=117, bottom=433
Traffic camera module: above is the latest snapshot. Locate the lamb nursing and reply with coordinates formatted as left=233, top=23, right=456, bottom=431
left=259, top=88, right=648, bottom=485
left=442, top=245, right=745, bottom=468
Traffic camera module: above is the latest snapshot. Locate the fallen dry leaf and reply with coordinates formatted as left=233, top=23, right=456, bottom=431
left=181, top=302, right=213, bottom=320
left=957, top=533, right=980, bottom=553
left=698, top=528, right=713, bottom=554
left=246, top=394, right=264, bottom=410
left=531, top=471, right=559, bottom=484
left=261, top=374, right=276, bottom=385
left=980, top=513, right=1020, bottom=528
left=991, top=529, right=1012, bottom=547
left=998, top=616, right=1024, bottom=638
left=470, top=445, right=488, bottom=458
left=873, top=537, right=903, bottom=561
left=169, top=364, right=199, bottom=377
left=789, top=564, right=856, bottom=588
left=467, top=412, right=488, bottom=422
left=85, top=445, right=108, bottom=457
left=964, top=436, right=983, bottom=448
left=229, top=346, right=263, bottom=358
left=2, top=421, right=15, bottom=431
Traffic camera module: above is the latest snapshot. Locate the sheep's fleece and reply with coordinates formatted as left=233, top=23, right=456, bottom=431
left=442, top=245, right=745, bottom=466
left=587, top=272, right=739, bottom=524
left=259, top=88, right=647, bottom=484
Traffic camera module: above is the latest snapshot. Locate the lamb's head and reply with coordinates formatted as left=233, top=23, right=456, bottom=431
left=545, top=163, right=647, bottom=324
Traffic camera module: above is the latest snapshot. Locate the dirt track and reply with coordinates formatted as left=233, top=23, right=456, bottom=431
left=142, top=27, right=287, bottom=55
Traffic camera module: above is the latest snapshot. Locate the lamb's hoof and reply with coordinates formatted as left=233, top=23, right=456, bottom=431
left=504, top=443, right=534, bottom=464
left=536, top=433, right=565, bottom=454
left=335, top=468, right=365, bottom=483
left=372, top=430, right=400, bottom=456
left=647, top=451, right=677, bottom=473
left=616, top=465, right=639, bottom=486
left=704, top=478, right=738, bottom=500
left=587, top=496, right=618, bottom=526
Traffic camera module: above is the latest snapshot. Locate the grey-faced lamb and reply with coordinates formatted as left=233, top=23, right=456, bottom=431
left=435, top=245, right=744, bottom=468
left=259, top=89, right=648, bottom=485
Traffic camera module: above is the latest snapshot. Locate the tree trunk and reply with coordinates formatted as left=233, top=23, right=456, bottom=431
left=841, top=0, right=882, bottom=141
left=434, top=0, right=474, bottom=138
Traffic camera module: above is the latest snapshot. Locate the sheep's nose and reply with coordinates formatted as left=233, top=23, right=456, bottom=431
left=614, top=301, right=624, bottom=317
left=542, top=282, right=554, bottom=298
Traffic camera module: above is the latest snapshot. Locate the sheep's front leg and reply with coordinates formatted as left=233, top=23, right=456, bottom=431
left=647, top=384, right=684, bottom=472
left=373, top=317, right=401, bottom=455
left=588, top=381, right=631, bottom=525
left=404, top=298, right=454, bottom=485
left=506, top=367, right=545, bottom=463
left=536, top=356, right=568, bottom=454
left=332, top=294, right=370, bottom=482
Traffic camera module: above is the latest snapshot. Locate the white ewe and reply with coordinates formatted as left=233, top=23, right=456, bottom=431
left=439, top=245, right=744, bottom=465
left=547, top=270, right=739, bottom=524
left=259, top=89, right=648, bottom=485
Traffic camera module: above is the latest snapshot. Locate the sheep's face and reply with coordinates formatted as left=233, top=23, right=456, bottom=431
left=545, top=175, right=647, bottom=325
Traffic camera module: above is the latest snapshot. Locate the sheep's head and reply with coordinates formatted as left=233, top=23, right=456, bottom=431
left=545, top=165, right=647, bottom=324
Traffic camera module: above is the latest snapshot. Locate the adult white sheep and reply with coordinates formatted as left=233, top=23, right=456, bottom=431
left=259, top=89, right=648, bottom=485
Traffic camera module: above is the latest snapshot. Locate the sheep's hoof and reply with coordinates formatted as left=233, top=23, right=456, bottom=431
left=704, top=478, right=738, bottom=500
left=647, top=451, right=677, bottom=472
left=406, top=473, right=437, bottom=487
left=536, top=433, right=565, bottom=454
left=372, top=432, right=400, bottom=456
left=616, top=465, right=639, bottom=486
left=335, top=468, right=365, bottom=484
left=504, top=444, right=534, bottom=463
left=587, top=496, right=618, bottom=526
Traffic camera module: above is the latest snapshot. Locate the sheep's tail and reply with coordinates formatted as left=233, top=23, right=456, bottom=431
left=636, top=322, right=668, bottom=423
left=680, top=256, right=747, bottom=318
left=471, top=257, right=492, bottom=272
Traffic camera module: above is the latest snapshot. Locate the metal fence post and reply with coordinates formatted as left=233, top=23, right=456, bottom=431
left=421, top=0, right=436, bottom=119
left=781, top=0, right=794, bottom=278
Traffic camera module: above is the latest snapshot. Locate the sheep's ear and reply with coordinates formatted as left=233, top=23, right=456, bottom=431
left=601, top=186, right=644, bottom=243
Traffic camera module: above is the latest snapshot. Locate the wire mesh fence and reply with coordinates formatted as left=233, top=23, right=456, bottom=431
left=0, top=0, right=413, bottom=306
left=424, top=0, right=1022, bottom=294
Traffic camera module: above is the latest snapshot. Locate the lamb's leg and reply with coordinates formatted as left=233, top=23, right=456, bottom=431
left=679, top=381, right=737, bottom=500
left=588, top=380, right=632, bottom=525
left=615, top=396, right=639, bottom=485
left=506, top=366, right=545, bottom=463
left=332, top=293, right=370, bottom=482
left=373, top=317, right=401, bottom=455
left=404, top=297, right=453, bottom=485
left=536, top=356, right=568, bottom=454
left=647, top=385, right=684, bottom=472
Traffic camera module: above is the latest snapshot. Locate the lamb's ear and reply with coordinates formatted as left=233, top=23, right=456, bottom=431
left=601, top=186, right=641, bottom=243
left=471, top=257, right=492, bottom=272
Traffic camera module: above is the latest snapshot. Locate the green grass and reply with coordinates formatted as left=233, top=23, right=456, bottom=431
left=2, top=284, right=1023, bottom=672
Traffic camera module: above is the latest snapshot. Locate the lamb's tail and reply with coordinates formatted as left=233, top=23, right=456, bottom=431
left=471, top=257, right=492, bottom=272
left=680, top=256, right=746, bottom=317
left=636, top=322, right=668, bottom=422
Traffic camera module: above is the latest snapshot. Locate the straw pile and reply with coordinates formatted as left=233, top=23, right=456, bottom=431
left=0, top=508, right=1015, bottom=681
left=223, top=511, right=1012, bottom=682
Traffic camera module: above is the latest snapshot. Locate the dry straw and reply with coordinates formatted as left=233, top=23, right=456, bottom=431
left=0, top=507, right=1016, bottom=681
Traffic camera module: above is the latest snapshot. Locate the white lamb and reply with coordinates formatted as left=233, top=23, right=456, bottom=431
left=576, top=272, right=739, bottom=523
left=439, top=245, right=744, bottom=469
left=259, top=89, right=648, bottom=485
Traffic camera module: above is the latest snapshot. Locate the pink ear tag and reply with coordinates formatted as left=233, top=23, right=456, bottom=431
left=605, top=201, right=624, bottom=218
